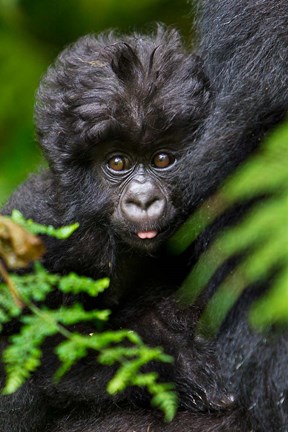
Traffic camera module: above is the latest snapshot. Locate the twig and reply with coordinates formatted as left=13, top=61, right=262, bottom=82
left=0, top=261, right=24, bottom=308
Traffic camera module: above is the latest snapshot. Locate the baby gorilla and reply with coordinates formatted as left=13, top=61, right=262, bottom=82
left=6, top=27, right=211, bottom=281
left=1, top=27, right=235, bottom=432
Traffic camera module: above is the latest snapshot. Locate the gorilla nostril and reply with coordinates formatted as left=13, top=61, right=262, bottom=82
left=122, top=194, right=166, bottom=222
left=120, top=179, right=167, bottom=223
left=147, top=198, right=165, bottom=218
left=126, top=196, right=161, bottom=211
left=140, top=196, right=160, bottom=211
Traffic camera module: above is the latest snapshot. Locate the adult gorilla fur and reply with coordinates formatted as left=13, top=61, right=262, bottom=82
left=1, top=1, right=288, bottom=431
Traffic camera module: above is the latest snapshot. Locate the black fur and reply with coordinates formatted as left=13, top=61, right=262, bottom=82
left=1, top=1, right=288, bottom=430
left=188, top=0, right=288, bottom=205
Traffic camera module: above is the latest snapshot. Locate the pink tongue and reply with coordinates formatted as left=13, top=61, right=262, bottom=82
left=137, top=230, right=158, bottom=239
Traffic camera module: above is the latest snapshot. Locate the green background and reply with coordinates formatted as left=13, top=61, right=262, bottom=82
left=0, top=0, right=193, bottom=205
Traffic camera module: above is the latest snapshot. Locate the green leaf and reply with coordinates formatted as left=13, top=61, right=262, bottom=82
left=10, top=210, right=79, bottom=238
left=59, top=273, right=110, bottom=296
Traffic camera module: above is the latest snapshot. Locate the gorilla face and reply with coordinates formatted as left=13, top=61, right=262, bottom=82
left=96, top=141, right=183, bottom=250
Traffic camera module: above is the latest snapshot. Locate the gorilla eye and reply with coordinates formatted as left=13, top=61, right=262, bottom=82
left=107, top=155, right=131, bottom=172
left=152, top=152, right=174, bottom=169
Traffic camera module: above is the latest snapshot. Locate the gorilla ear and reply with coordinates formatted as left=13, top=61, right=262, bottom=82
left=111, top=43, right=142, bottom=82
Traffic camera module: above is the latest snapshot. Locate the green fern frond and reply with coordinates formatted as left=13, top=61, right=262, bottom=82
left=0, top=239, right=177, bottom=419
left=174, top=122, right=288, bottom=335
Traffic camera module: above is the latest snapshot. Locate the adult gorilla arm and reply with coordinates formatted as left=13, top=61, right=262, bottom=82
left=190, top=1, right=288, bottom=430
left=188, top=0, right=288, bottom=205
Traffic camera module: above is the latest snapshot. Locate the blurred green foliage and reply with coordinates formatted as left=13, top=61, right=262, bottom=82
left=0, top=0, right=192, bottom=204
left=171, top=122, right=288, bottom=336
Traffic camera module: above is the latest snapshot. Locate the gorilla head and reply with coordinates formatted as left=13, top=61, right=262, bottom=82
left=35, top=27, right=211, bottom=252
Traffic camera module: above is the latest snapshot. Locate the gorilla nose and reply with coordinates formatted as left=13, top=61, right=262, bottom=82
left=121, top=181, right=166, bottom=222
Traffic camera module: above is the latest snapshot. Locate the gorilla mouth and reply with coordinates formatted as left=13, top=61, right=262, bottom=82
left=137, top=230, right=159, bottom=240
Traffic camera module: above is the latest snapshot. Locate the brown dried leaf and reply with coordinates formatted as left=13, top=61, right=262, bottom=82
left=0, top=215, right=45, bottom=269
